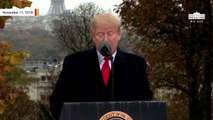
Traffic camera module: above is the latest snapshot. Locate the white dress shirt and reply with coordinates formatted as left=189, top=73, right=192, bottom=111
left=97, top=50, right=117, bottom=70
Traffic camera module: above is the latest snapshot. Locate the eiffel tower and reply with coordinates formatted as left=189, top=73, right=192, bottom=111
left=47, top=0, right=66, bottom=15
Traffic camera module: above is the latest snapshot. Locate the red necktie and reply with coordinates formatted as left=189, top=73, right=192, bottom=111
left=101, top=57, right=110, bottom=86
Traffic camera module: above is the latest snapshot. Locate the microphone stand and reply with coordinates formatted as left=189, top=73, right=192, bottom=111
left=109, top=55, right=115, bottom=101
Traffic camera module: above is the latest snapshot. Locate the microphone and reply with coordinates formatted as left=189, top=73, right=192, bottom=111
left=99, top=40, right=115, bottom=100
left=98, top=40, right=112, bottom=56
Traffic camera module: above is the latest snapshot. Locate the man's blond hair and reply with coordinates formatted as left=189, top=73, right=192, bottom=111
left=91, top=13, right=121, bottom=32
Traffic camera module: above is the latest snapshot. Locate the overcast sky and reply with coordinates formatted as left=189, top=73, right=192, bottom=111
left=30, top=0, right=122, bottom=15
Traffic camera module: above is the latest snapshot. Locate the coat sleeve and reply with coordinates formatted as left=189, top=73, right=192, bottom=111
left=49, top=56, right=70, bottom=120
left=139, top=58, right=153, bottom=100
left=129, top=54, right=153, bottom=100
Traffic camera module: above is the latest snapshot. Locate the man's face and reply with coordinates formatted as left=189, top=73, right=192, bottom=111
left=92, top=25, right=121, bottom=53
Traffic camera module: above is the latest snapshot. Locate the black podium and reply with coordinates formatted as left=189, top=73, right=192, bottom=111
left=59, top=101, right=167, bottom=120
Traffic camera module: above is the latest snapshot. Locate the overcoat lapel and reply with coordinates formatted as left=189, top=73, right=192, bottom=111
left=86, top=48, right=106, bottom=87
left=107, top=49, right=128, bottom=88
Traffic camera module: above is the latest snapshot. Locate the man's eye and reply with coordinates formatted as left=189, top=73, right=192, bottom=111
left=97, top=33, right=104, bottom=37
left=108, top=32, right=114, bottom=36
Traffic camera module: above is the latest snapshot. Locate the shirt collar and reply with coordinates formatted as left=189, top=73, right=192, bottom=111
left=97, top=50, right=117, bottom=63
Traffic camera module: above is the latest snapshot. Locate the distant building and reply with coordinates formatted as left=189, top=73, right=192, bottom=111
left=5, top=16, right=48, bottom=30
left=20, top=60, right=63, bottom=103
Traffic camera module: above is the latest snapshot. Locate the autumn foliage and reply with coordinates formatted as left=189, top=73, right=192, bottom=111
left=0, top=0, right=32, bottom=115
left=0, top=40, right=30, bottom=115
left=116, top=0, right=212, bottom=120
left=0, top=41, right=30, bottom=80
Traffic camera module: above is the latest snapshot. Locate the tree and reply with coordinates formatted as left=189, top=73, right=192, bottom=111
left=0, top=41, right=30, bottom=116
left=0, top=0, right=33, bottom=117
left=51, top=2, right=105, bottom=53
left=0, top=81, right=38, bottom=120
left=0, top=1, right=56, bottom=119
left=116, top=0, right=212, bottom=120
left=37, top=102, right=54, bottom=120
left=0, top=41, right=30, bottom=81
left=128, top=36, right=189, bottom=119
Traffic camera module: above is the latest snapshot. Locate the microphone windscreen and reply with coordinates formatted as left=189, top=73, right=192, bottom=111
left=98, top=40, right=112, bottom=56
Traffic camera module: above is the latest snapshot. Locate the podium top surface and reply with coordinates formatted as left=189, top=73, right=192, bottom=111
left=60, top=101, right=167, bottom=120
